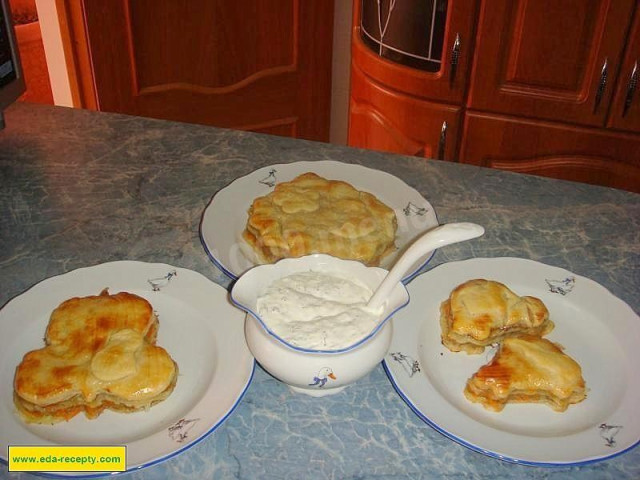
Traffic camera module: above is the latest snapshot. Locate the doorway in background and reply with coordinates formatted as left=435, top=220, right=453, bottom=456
left=9, top=0, right=53, bottom=104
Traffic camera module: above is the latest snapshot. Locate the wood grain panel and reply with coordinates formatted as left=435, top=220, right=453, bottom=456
left=349, top=102, right=429, bottom=157
left=467, top=0, right=635, bottom=127
left=250, top=118, right=297, bottom=137
left=348, top=63, right=461, bottom=159
left=505, top=0, right=594, bottom=92
left=460, top=111, right=640, bottom=192
left=76, top=0, right=332, bottom=141
left=608, top=10, right=640, bottom=134
left=126, top=0, right=296, bottom=93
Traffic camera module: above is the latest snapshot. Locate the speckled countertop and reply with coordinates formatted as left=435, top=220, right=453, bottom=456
left=1, top=103, right=638, bottom=479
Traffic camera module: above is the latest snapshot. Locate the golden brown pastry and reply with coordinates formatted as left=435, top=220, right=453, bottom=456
left=464, top=335, right=586, bottom=412
left=14, top=290, right=178, bottom=424
left=440, top=279, right=554, bottom=354
left=242, top=172, right=397, bottom=266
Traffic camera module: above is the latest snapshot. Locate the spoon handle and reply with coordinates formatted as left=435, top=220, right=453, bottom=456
left=367, top=222, right=484, bottom=310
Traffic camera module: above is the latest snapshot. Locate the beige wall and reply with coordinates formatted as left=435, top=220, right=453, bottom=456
left=35, top=0, right=72, bottom=107
left=330, top=0, right=353, bottom=145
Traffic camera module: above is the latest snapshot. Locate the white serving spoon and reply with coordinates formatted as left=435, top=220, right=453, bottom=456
left=367, top=222, right=485, bottom=311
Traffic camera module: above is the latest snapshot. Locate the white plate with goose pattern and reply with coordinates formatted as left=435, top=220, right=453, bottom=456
left=200, top=160, right=439, bottom=282
left=384, top=257, right=640, bottom=466
left=0, top=261, right=254, bottom=477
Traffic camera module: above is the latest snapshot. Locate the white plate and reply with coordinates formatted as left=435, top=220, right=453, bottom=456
left=200, top=161, right=439, bottom=282
left=0, top=261, right=255, bottom=477
left=384, top=257, right=640, bottom=466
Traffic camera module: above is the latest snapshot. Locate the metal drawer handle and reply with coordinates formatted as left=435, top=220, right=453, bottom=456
left=622, top=61, right=638, bottom=118
left=450, top=33, right=461, bottom=87
left=437, top=121, right=448, bottom=160
left=593, top=58, right=608, bottom=113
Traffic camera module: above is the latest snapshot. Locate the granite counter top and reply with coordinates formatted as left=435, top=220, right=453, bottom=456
left=1, top=103, right=638, bottom=479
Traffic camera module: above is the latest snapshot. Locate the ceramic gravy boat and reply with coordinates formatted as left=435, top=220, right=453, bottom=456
left=230, top=222, right=484, bottom=396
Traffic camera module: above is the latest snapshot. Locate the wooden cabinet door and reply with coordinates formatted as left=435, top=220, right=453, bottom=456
left=467, top=0, right=635, bottom=128
left=74, top=0, right=333, bottom=141
left=348, top=63, right=461, bottom=160
left=351, top=0, right=478, bottom=104
left=608, top=11, right=640, bottom=134
left=459, top=112, right=640, bottom=193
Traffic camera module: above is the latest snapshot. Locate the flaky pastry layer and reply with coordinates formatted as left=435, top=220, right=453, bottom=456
left=242, top=172, right=397, bottom=266
left=440, top=279, right=554, bottom=354
left=13, top=290, right=178, bottom=424
left=13, top=364, right=178, bottom=424
left=464, top=335, right=586, bottom=412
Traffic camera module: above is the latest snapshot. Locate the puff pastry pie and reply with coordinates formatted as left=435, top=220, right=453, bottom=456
left=464, top=335, right=586, bottom=412
left=13, top=290, right=178, bottom=424
left=242, top=172, right=397, bottom=266
left=440, top=279, right=554, bottom=354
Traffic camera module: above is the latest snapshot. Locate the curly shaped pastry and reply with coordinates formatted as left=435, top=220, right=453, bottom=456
left=440, top=279, right=554, bottom=354
left=13, top=290, right=178, bottom=424
left=242, top=172, right=397, bottom=266
left=464, top=335, right=586, bottom=412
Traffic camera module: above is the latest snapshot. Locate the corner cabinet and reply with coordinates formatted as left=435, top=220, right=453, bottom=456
left=348, top=0, right=640, bottom=193
left=348, top=0, right=478, bottom=160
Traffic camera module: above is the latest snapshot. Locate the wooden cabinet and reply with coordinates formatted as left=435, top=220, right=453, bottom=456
left=348, top=0, right=640, bottom=192
left=460, top=112, right=640, bottom=192
left=62, top=0, right=334, bottom=142
left=467, top=0, right=635, bottom=128
left=349, top=63, right=462, bottom=158
left=608, top=11, right=640, bottom=133
left=348, top=0, right=477, bottom=160
left=459, top=0, right=640, bottom=192
left=351, top=0, right=477, bottom=104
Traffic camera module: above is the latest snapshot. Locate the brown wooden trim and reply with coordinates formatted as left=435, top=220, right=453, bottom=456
left=55, top=0, right=97, bottom=109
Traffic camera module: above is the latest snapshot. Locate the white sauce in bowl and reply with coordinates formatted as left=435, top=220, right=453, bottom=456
left=256, top=271, right=383, bottom=350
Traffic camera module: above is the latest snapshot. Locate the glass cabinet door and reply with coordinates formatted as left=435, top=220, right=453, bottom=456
left=351, top=0, right=477, bottom=103
left=360, top=0, right=448, bottom=72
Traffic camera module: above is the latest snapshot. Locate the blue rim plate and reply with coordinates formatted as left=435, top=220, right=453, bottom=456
left=0, top=261, right=255, bottom=478
left=199, top=160, right=439, bottom=283
left=383, top=257, right=640, bottom=466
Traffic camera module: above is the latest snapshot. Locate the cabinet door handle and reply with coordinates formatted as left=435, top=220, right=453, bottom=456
left=593, top=58, right=608, bottom=113
left=437, top=121, right=448, bottom=160
left=622, top=61, right=638, bottom=118
left=450, top=33, right=461, bottom=87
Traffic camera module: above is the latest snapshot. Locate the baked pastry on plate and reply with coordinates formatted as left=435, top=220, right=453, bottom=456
left=464, top=335, right=586, bottom=412
left=13, top=290, right=178, bottom=424
left=242, top=172, right=397, bottom=266
left=440, top=279, right=554, bottom=354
